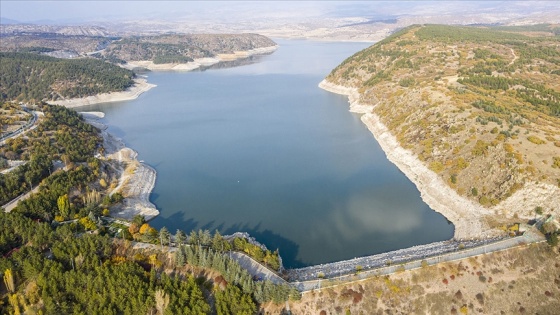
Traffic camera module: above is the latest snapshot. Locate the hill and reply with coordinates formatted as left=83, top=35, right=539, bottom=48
left=323, top=24, right=560, bottom=235
left=102, top=33, right=277, bottom=64
left=0, top=52, right=135, bottom=103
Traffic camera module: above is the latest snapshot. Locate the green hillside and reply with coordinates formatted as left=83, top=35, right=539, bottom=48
left=0, top=52, right=135, bottom=103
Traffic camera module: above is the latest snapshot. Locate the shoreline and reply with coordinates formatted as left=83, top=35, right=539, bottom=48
left=82, top=113, right=159, bottom=221
left=47, top=78, right=157, bottom=108
left=54, top=45, right=279, bottom=221
left=47, top=45, right=278, bottom=108
left=318, top=79, right=495, bottom=240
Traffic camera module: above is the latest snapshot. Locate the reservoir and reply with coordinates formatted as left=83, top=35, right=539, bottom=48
left=83, top=39, right=454, bottom=268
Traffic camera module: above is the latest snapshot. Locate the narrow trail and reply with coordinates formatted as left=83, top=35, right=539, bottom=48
left=508, top=48, right=519, bottom=66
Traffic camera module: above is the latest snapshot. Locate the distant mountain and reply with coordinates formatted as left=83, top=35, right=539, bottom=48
left=0, top=17, right=21, bottom=25
left=0, top=24, right=112, bottom=36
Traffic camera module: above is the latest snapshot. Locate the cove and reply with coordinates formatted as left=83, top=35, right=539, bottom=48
left=80, top=39, right=454, bottom=268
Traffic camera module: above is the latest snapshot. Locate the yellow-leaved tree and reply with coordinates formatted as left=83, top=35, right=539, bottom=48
left=3, top=268, right=15, bottom=293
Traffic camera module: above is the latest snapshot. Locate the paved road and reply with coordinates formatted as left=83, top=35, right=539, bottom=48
left=0, top=110, right=39, bottom=145
left=2, top=185, right=40, bottom=213
left=2, top=161, right=64, bottom=213
left=229, top=252, right=286, bottom=285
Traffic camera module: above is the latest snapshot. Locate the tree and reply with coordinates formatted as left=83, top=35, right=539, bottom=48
left=199, top=229, right=211, bottom=246
left=154, top=289, right=169, bottom=315
left=57, top=194, right=70, bottom=218
left=3, top=268, right=15, bottom=293
left=132, top=215, right=146, bottom=226
left=546, top=233, right=558, bottom=247
left=61, top=153, right=71, bottom=168
left=175, top=229, right=186, bottom=246
left=129, top=223, right=140, bottom=235
left=188, top=230, right=198, bottom=246
left=159, top=227, right=170, bottom=247
left=139, top=223, right=152, bottom=235
left=215, top=285, right=257, bottom=315
left=175, top=248, right=186, bottom=267
left=212, top=230, right=225, bottom=251
left=535, top=206, right=544, bottom=216
left=0, top=157, right=8, bottom=169
left=79, top=217, right=97, bottom=231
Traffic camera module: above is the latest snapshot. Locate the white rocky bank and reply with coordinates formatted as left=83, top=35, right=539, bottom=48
left=47, top=78, right=156, bottom=108
left=319, top=80, right=502, bottom=240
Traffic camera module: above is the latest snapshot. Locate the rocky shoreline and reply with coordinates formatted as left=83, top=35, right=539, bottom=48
left=48, top=78, right=156, bottom=108
left=125, top=45, right=279, bottom=71
left=82, top=112, right=159, bottom=221
left=318, top=79, right=496, bottom=240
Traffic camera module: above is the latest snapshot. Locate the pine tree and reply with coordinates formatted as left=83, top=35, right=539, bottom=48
left=175, top=229, right=186, bottom=246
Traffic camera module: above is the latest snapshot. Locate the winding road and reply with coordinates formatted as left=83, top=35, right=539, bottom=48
left=0, top=109, right=40, bottom=146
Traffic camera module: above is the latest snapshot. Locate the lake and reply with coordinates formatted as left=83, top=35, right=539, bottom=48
left=81, top=39, right=454, bottom=268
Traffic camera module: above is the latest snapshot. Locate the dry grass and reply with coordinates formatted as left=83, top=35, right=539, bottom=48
left=272, top=244, right=560, bottom=314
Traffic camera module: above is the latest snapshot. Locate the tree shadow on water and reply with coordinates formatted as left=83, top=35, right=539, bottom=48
left=223, top=223, right=306, bottom=269
left=150, top=212, right=199, bottom=233
left=150, top=215, right=306, bottom=268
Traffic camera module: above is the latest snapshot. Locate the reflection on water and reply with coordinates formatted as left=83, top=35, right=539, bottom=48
left=198, top=53, right=273, bottom=71
left=83, top=39, right=454, bottom=268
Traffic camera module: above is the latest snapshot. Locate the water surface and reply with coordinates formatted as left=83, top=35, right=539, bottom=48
left=82, top=39, right=453, bottom=268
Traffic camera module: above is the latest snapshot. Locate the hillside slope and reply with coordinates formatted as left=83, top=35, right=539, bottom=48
left=0, top=52, right=135, bottom=103
left=103, top=33, right=277, bottom=64
left=324, top=24, right=560, bottom=234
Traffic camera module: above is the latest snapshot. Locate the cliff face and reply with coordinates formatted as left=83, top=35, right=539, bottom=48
left=326, top=24, right=560, bottom=228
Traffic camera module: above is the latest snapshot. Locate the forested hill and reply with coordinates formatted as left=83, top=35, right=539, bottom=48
left=326, top=24, right=560, bottom=212
left=103, top=33, right=277, bottom=64
left=0, top=52, right=135, bottom=103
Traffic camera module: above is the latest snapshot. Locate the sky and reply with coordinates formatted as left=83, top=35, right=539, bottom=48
left=1, top=1, right=558, bottom=24
left=2, top=1, right=334, bottom=22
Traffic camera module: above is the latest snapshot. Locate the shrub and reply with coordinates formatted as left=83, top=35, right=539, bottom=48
left=399, top=77, right=416, bottom=87
left=471, top=187, right=478, bottom=196
left=552, top=157, right=560, bottom=168
left=429, top=161, right=445, bottom=173
left=527, top=135, right=546, bottom=144
left=450, top=174, right=458, bottom=184
left=472, top=140, right=490, bottom=156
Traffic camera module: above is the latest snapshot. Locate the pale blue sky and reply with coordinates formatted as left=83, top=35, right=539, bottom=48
left=1, top=1, right=557, bottom=24
left=3, top=1, right=332, bottom=22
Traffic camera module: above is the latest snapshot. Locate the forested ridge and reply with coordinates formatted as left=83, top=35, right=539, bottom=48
left=0, top=52, right=134, bottom=103
left=1, top=210, right=301, bottom=314
left=103, top=34, right=276, bottom=64
left=326, top=24, right=560, bottom=214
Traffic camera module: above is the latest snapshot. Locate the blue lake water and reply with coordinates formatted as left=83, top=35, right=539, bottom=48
left=81, top=39, right=453, bottom=268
